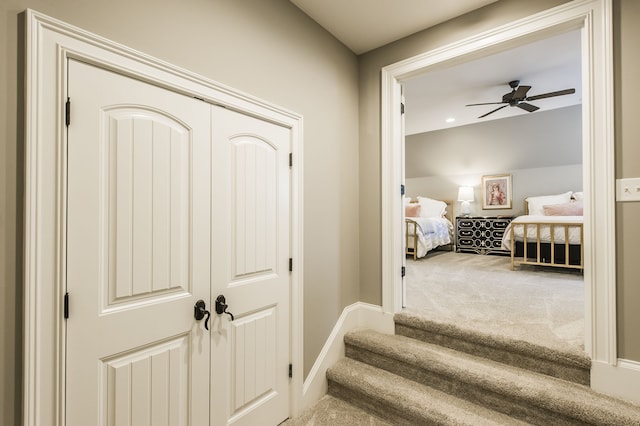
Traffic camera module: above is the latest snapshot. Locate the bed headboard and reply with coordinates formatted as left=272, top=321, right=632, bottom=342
left=442, top=200, right=454, bottom=223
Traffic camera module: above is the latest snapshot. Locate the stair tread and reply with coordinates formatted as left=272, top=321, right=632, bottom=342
left=329, top=357, right=530, bottom=426
left=394, top=311, right=590, bottom=369
left=346, top=329, right=640, bottom=425
left=284, top=394, right=393, bottom=426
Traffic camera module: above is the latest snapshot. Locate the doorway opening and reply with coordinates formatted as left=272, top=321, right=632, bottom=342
left=401, top=29, right=585, bottom=355
left=381, top=1, right=616, bottom=371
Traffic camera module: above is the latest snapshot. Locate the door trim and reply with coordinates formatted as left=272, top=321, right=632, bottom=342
left=382, top=0, right=614, bottom=381
left=23, top=9, right=304, bottom=425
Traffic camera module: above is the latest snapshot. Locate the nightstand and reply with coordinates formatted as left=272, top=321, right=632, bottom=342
left=456, top=216, right=513, bottom=255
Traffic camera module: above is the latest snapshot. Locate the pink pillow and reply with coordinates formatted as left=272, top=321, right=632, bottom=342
left=543, top=201, right=583, bottom=216
left=405, top=204, right=421, bottom=217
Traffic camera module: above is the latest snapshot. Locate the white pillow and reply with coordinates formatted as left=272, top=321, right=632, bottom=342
left=572, top=191, right=584, bottom=201
left=526, top=191, right=572, bottom=216
left=417, top=196, right=447, bottom=218
left=403, top=196, right=412, bottom=206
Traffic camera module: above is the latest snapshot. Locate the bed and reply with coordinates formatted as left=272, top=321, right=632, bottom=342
left=405, top=197, right=454, bottom=260
left=501, top=191, right=584, bottom=271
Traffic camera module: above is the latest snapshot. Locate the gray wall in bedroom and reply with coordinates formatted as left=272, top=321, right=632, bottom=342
left=404, top=104, right=582, bottom=217
left=405, top=105, right=582, bottom=179
left=406, top=164, right=582, bottom=218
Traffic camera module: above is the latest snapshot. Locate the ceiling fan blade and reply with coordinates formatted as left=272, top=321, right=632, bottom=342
left=512, top=85, right=531, bottom=100
left=517, top=102, right=539, bottom=113
left=466, top=102, right=507, bottom=106
left=502, top=91, right=515, bottom=103
left=526, top=88, right=576, bottom=101
left=478, top=104, right=508, bottom=118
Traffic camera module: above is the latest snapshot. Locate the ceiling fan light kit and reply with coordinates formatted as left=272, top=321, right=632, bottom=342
left=466, top=80, right=575, bottom=119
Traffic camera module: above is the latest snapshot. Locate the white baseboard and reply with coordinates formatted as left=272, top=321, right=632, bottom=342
left=301, top=302, right=394, bottom=411
left=591, top=358, right=640, bottom=404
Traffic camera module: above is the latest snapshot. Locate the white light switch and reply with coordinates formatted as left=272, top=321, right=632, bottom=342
left=616, top=178, right=640, bottom=202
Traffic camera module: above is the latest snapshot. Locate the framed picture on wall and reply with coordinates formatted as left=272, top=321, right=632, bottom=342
left=482, top=174, right=512, bottom=209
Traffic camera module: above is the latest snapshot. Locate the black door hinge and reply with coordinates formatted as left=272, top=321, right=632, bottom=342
left=401, top=266, right=406, bottom=278
left=289, top=153, right=293, bottom=168
left=401, top=184, right=405, bottom=196
left=401, top=102, right=405, bottom=114
left=65, top=97, right=71, bottom=127
left=289, top=363, right=293, bottom=378
left=64, top=292, right=69, bottom=319
left=289, top=258, right=293, bottom=272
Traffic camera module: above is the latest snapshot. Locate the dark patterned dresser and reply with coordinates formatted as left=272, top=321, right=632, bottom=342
left=455, top=216, right=513, bottom=255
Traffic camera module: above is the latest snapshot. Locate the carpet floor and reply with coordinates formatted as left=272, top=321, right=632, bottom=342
left=404, top=250, right=585, bottom=354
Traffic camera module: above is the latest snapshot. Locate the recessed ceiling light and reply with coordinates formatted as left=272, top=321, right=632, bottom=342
left=445, top=117, right=455, bottom=123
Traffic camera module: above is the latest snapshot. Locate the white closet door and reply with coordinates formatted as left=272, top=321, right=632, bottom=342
left=210, top=106, right=291, bottom=426
left=66, top=59, right=211, bottom=426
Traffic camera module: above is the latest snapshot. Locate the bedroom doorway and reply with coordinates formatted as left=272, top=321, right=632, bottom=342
left=400, top=29, right=585, bottom=354
left=381, top=0, right=616, bottom=370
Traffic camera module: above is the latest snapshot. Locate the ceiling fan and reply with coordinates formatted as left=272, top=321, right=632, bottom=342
left=466, top=80, right=576, bottom=118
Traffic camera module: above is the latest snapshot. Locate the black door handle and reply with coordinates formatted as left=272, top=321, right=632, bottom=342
left=215, top=295, right=235, bottom=321
left=194, top=299, right=211, bottom=330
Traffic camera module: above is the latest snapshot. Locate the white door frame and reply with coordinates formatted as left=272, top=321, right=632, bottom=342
left=23, top=9, right=304, bottom=425
left=382, top=0, right=617, bottom=387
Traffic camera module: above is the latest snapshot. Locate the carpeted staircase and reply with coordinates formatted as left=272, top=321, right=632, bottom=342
left=326, top=312, right=640, bottom=425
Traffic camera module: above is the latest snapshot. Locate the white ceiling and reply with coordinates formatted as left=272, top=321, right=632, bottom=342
left=289, top=1, right=582, bottom=135
left=289, top=0, right=499, bottom=54
left=404, top=30, right=582, bottom=135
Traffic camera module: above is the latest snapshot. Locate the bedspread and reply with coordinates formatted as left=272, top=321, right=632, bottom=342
left=407, top=217, right=453, bottom=258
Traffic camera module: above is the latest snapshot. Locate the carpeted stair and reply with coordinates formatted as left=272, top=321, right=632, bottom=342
left=394, top=311, right=591, bottom=386
left=326, top=312, right=640, bottom=425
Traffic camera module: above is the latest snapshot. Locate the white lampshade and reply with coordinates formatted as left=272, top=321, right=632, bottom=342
left=457, top=186, right=474, bottom=216
left=457, top=186, right=474, bottom=202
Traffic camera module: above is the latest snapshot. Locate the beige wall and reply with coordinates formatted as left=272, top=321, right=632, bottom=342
left=358, top=0, right=640, bottom=362
left=614, top=0, right=640, bottom=361
left=0, top=0, right=360, bottom=423
left=4, top=0, right=640, bottom=424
